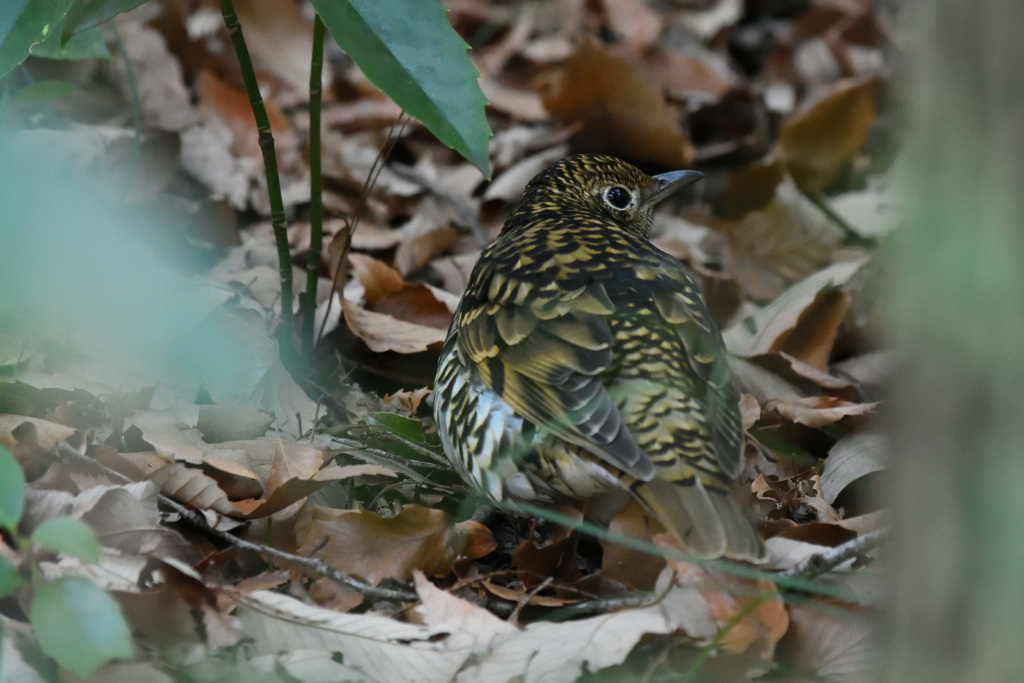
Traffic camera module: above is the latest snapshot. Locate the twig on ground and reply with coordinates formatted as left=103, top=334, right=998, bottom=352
left=56, top=442, right=417, bottom=603
left=781, top=525, right=891, bottom=578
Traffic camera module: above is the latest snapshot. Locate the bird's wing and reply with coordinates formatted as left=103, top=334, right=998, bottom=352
left=457, top=263, right=656, bottom=481
left=644, top=259, right=744, bottom=478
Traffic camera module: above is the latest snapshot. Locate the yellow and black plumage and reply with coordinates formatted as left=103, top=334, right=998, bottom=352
left=434, top=154, right=765, bottom=562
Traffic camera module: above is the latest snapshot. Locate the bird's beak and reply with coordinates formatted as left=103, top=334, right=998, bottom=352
left=645, top=170, right=704, bottom=207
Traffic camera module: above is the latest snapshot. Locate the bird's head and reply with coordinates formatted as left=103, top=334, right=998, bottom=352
left=507, top=154, right=704, bottom=237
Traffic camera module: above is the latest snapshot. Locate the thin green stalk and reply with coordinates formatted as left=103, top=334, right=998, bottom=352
left=219, top=0, right=294, bottom=327
left=109, top=23, right=141, bottom=201
left=303, top=14, right=325, bottom=354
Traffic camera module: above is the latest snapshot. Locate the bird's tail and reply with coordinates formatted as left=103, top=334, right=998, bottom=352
left=634, top=477, right=767, bottom=563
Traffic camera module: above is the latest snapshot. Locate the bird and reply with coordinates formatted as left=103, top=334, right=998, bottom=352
left=433, top=154, right=765, bottom=563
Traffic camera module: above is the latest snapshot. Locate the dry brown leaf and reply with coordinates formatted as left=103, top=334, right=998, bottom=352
left=113, top=20, right=196, bottom=133
left=480, top=78, right=548, bottom=122
left=715, top=174, right=845, bottom=299
left=676, top=0, right=743, bottom=39
left=820, top=432, right=887, bottom=503
left=764, top=396, right=877, bottom=429
left=775, top=289, right=850, bottom=369
left=293, top=505, right=460, bottom=584
left=322, top=97, right=403, bottom=130
left=193, top=456, right=262, bottom=499
left=601, top=501, right=667, bottom=590
left=342, top=256, right=452, bottom=352
left=348, top=252, right=404, bottom=303
left=117, top=557, right=242, bottom=650
left=431, top=252, right=482, bottom=296
left=348, top=253, right=453, bottom=327
left=0, top=415, right=76, bottom=460
left=453, top=520, right=498, bottom=560
left=394, top=225, right=461, bottom=277
left=775, top=522, right=856, bottom=546
left=480, top=580, right=576, bottom=607
left=213, top=436, right=323, bottom=487
left=512, top=507, right=583, bottom=588
left=724, top=257, right=868, bottom=358
left=244, top=464, right=396, bottom=520
left=262, top=440, right=322, bottom=495
left=341, top=298, right=447, bottom=354
left=196, top=405, right=274, bottom=443
left=232, top=0, right=329, bottom=100
left=777, top=77, right=878, bottom=194
left=739, top=393, right=762, bottom=430
left=535, top=40, right=694, bottom=167
left=149, top=462, right=240, bottom=517
left=666, top=554, right=789, bottom=658
left=601, top=0, right=664, bottom=50
left=22, top=482, right=167, bottom=543
left=484, top=146, right=568, bottom=203
left=195, top=70, right=296, bottom=163
left=644, top=46, right=735, bottom=98
left=776, top=605, right=877, bottom=682
left=382, top=387, right=431, bottom=414
left=749, top=353, right=856, bottom=395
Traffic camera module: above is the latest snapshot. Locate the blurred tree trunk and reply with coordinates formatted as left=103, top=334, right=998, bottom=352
left=886, top=1, right=1024, bottom=679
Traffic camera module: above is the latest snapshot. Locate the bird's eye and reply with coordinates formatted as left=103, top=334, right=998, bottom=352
left=603, top=186, right=633, bottom=210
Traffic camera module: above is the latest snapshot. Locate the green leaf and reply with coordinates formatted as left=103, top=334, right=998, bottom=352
left=11, top=78, right=75, bottom=102
left=31, top=518, right=99, bottom=562
left=312, top=0, right=492, bottom=177
left=371, top=412, right=427, bottom=444
left=0, top=555, right=23, bottom=598
left=0, top=446, right=25, bottom=531
left=32, top=23, right=109, bottom=59
left=0, top=0, right=76, bottom=80
left=30, top=576, right=133, bottom=676
left=61, top=0, right=148, bottom=40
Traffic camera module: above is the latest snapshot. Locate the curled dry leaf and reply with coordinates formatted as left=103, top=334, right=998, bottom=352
left=763, top=396, right=877, bottom=429
left=512, top=506, right=583, bottom=588
left=601, top=501, right=667, bottom=590
left=484, top=146, right=569, bottom=203
left=341, top=299, right=448, bottom=354
left=820, top=432, right=888, bottom=504
left=724, top=257, right=868, bottom=358
left=739, top=393, right=762, bottom=431
left=21, top=481, right=188, bottom=558
left=0, top=416, right=76, bottom=463
left=128, top=419, right=264, bottom=502
left=665, top=551, right=789, bottom=659
left=244, top=464, right=396, bottom=521
left=195, top=70, right=296, bottom=164
left=714, top=174, right=845, bottom=300
left=382, top=387, right=432, bottom=414
left=293, top=505, right=469, bottom=585
left=600, top=0, right=664, bottom=50
left=343, top=254, right=452, bottom=353
left=480, top=78, right=549, bottom=122
left=116, top=556, right=242, bottom=650
left=775, top=605, right=877, bottom=682
left=535, top=40, right=695, bottom=168
left=748, top=353, right=857, bottom=395
left=763, top=536, right=830, bottom=572
left=644, top=46, right=736, bottom=99
left=149, top=461, right=242, bottom=517
left=232, top=0, right=331, bottom=100
left=196, top=404, right=275, bottom=443
left=675, top=0, right=743, bottom=40
left=777, top=77, right=878, bottom=194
